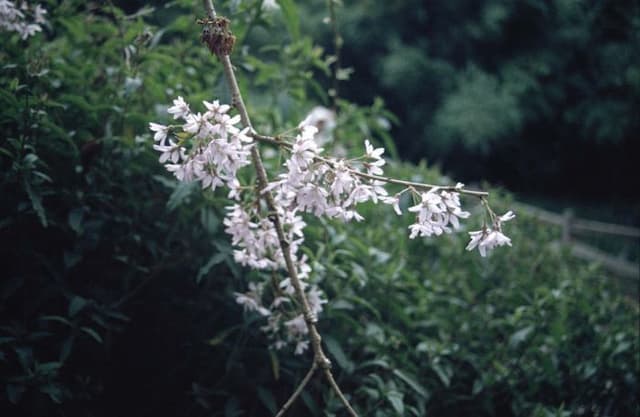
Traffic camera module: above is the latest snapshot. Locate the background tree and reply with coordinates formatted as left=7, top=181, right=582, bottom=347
left=304, top=0, right=640, bottom=209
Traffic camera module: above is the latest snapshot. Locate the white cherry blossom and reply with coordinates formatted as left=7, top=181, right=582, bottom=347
left=407, top=189, right=469, bottom=238
left=167, top=96, right=190, bottom=120
left=151, top=96, right=513, bottom=353
left=0, top=1, right=46, bottom=39
left=149, top=122, right=168, bottom=143
left=466, top=211, right=515, bottom=256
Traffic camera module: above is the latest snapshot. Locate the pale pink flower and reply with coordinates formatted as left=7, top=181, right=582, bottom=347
left=167, top=96, right=190, bottom=119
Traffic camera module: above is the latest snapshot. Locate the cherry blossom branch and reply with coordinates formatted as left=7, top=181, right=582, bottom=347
left=249, top=131, right=489, bottom=197
left=202, top=1, right=359, bottom=416
left=146, top=2, right=513, bottom=414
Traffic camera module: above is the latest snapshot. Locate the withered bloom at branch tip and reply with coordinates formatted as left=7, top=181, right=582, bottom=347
left=198, top=16, right=236, bottom=57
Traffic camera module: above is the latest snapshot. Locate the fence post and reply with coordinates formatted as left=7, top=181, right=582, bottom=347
left=562, top=209, right=574, bottom=244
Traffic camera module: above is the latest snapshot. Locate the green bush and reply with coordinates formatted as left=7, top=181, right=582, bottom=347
left=1, top=1, right=637, bottom=416
left=310, top=174, right=639, bottom=416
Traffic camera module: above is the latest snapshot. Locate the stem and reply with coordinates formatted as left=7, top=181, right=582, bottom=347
left=274, top=363, right=317, bottom=417
left=248, top=132, right=489, bottom=198
left=327, top=0, right=342, bottom=111
left=347, top=168, right=489, bottom=197
left=203, top=2, right=358, bottom=416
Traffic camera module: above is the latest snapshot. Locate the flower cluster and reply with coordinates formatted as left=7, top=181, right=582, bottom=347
left=0, top=1, right=46, bottom=40
left=150, top=97, right=252, bottom=198
left=266, top=125, right=389, bottom=223
left=406, top=187, right=471, bottom=238
left=224, top=202, right=328, bottom=353
left=150, top=97, right=514, bottom=353
left=150, top=99, right=329, bottom=354
left=466, top=210, right=515, bottom=257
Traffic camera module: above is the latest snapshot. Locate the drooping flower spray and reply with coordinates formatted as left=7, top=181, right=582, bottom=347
left=149, top=2, right=514, bottom=415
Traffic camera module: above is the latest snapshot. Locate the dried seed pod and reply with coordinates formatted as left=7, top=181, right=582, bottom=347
left=199, top=16, right=236, bottom=57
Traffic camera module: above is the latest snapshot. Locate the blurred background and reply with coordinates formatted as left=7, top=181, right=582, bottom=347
left=303, top=0, right=640, bottom=218
left=300, top=0, right=640, bottom=295
left=0, top=0, right=638, bottom=416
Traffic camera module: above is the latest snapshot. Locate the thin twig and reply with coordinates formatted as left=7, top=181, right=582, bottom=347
left=327, top=0, right=342, bottom=111
left=248, top=131, right=489, bottom=197
left=274, top=363, right=317, bottom=417
left=202, top=1, right=359, bottom=416
left=322, top=367, right=358, bottom=416
left=345, top=168, right=489, bottom=197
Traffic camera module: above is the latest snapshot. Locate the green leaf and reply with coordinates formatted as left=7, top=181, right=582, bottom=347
left=472, top=378, right=483, bottom=395
left=431, top=360, right=452, bottom=387
left=6, top=384, right=25, bottom=404
left=196, top=252, right=226, bottom=283
left=392, top=369, right=429, bottom=399
left=167, top=181, right=196, bottom=211
left=276, top=0, right=300, bottom=40
left=224, top=397, right=243, bottom=417
left=331, top=299, right=354, bottom=310
left=103, top=309, right=130, bottom=322
left=68, top=208, right=84, bottom=234
left=64, top=250, right=82, bottom=269
left=40, top=383, right=63, bottom=403
left=301, top=391, right=321, bottom=416
left=33, top=171, right=53, bottom=183
left=15, top=347, right=32, bottom=369
left=269, top=349, right=280, bottom=381
left=206, top=326, right=239, bottom=346
left=387, top=390, right=405, bottom=415
left=324, top=336, right=354, bottom=373
left=0, top=146, right=14, bottom=159
left=37, top=361, right=62, bottom=374
left=60, top=336, right=74, bottom=363
left=256, top=386, right=277, bottom=414
left=68, top=296, right=87, bottom=316
left=356, top=359, right=390, bottom=371
left=23, top=179, right=47, bottom=227
left=39, top=315, right=72, bottom=326
left=80, top=327, right=103, bottom=344
left=345, top=294, right=381, bottom=320
left=509, top=325, right=535, bottom=348
left=200, top=208, right=219, bottom=233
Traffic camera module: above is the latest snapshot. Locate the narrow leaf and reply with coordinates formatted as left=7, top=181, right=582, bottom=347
left=68, top=208, right=84, bottom=234
left=393, top=369, right=429, bottom=399
left=23, top=180, right=47, bottom=227
left=196, top=252, right=226, bottom=283
left=68, top=296, right=87, bottom=317
left=6, top=384, right=25, bottom=404
left=324, top=336, right=354, bottom=373
left=276, top=0, right=300, bottom=40
left=206, top=326, right=239, bottom=346
left=80, top=327, right=103, bottom=344
left=269, top=349, right=280, bottom=381
left=431, top=361, right=452, bottom=387
left=387, top=390, right=405, bottom=415
left=256, top=386, right=277, bottom=414
left=509, top=325, right=535, bottom=348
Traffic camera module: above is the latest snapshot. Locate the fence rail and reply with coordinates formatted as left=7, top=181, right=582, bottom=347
left=514, top=202, right=639, bottom=280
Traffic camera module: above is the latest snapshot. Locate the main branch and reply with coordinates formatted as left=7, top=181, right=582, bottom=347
left=202, top=1, right=358, bottom=416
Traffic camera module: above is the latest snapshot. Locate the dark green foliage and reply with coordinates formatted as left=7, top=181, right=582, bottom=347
left=310, top=180, right=639, bottom=416
left=307, top=0, right=640, bottom=201
left=0, top=1, right=638, bottom=417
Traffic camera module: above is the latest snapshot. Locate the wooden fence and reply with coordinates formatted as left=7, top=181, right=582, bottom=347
left=513, top=202, right=639, bottom=280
